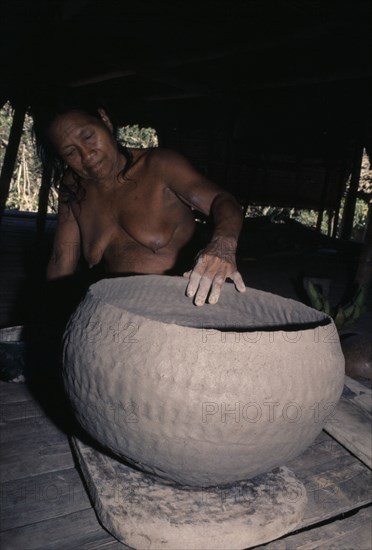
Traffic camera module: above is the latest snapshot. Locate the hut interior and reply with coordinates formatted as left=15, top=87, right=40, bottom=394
left=0, top=1, right=371, bottom=549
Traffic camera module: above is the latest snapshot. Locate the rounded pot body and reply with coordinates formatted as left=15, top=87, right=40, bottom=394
left=63, top=275, right=344, bottom=486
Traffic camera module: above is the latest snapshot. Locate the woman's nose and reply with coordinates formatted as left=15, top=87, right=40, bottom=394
left=81, top=147, right=95, bottom=164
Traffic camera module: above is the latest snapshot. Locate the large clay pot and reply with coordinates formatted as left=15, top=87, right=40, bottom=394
left=63, top=275, right=344, bottom=486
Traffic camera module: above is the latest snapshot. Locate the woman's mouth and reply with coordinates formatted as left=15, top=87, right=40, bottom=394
left=86, top=160, right=103, bottom=173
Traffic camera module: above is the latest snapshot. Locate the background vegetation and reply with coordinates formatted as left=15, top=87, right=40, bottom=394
left=1, top=101, right=370, bottom=241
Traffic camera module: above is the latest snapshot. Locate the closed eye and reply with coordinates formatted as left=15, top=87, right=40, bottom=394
left=64, top=148, right=76, bottom=158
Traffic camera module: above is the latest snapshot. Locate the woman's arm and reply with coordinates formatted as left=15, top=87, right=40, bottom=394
left=47, top=196, right=81, bottom=281
left=155, top=149, right=246, bottom=305
left=183, top=192, right=246, bottom=306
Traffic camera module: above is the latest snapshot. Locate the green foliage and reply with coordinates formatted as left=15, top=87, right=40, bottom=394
left=304, top=279, right=332, bottom=316
left=0, top=102, right=46, bottom=212
left=117, top=125, right=158, bottom=148
left=245, top=205, right=330, bottom=233
left=333, top=284, right=368, bottom=329
left=244, top=150, right=371, bottom=240
left=351, top=198, right=370, bottom=238
left=304, top=278, right=368, bottom=330
left=245, top=199, right=369, bottom=242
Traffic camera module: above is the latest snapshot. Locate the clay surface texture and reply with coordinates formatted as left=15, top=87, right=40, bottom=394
left=63, top=275, right=345, bottom=486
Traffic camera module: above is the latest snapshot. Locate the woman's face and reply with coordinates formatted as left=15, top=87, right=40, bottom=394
left=48, top=109, right=122, bottom=182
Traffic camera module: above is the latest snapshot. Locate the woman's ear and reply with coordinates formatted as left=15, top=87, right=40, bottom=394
left=98, top=108, right=114, bottom=132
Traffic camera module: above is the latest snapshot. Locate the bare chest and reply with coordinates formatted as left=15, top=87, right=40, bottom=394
left=71, top=179, right=192, bottom=267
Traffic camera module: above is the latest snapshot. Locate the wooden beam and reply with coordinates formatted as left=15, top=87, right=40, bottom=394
left=70, top=67, right=210, bottom=96
left=316, top=160, right=332, bottom=233
left=69, top=69, right=134, bottom=87
left=0, top=104, right=27, bottom=223
left=71, top=65, right=371, bottom=101
left=168, top=19, right=369, bottom=69
left=37, top=165, right=52, bottom=236
left=355, top=202, right=372, bottom=287
left=340, top=144, right=364, bottom=240
left=236, top=69, right=372, bottom=93
left=332, top=162, right=348, bottom=238
left=66, top=18, right=370, bottom=92
left=143, top=91, right=205, bottom=101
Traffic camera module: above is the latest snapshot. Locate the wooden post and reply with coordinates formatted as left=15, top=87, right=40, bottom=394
left=355, top=202, right=372, bottom=288
left=340, top=144, right=364, bottom=241
left=316, top=208, right=324, bottom=232
left=332, top=201, right=341, bottom=239
left=316, top=160, right=331, bottom=233
left=0, top=104, right=27, bottom=223
left=332, top=162, right=348, bottom=239
left=327, top=209, right=333, bottom=237
left=37, top=165, right=52, bottom=236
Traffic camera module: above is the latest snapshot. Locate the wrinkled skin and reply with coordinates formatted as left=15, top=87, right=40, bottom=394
left=47, top=109, right=245, bottom=305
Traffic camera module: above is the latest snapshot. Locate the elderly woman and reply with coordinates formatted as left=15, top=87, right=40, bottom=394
left=33, top=92, right=245, bottom=306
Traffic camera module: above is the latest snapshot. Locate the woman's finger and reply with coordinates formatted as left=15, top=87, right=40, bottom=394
left=230, top=271, right=246, bottom=293
left=208, top=275, right=226, bottom=304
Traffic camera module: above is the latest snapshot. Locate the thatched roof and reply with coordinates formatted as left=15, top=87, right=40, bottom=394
left=0, top=1, right=370, bottom=118
left=1, top=0, right=371, bottom=216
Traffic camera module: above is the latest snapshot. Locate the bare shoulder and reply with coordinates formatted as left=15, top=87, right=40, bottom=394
left=126, top=147, right=164, bottom=170
left=144, top=147, right=189, bottom=165
left=140, top=147, right=196, bottom=178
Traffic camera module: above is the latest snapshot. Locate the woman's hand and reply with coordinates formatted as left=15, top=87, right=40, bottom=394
left=183, top=238, right=246, bottom=306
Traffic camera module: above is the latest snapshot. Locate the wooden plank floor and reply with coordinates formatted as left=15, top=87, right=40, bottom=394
left=0, top=380, right=125, bottom=550
left=257, top=506, right=372, bottom=549
left=1, top=378, right=371, bottom=550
